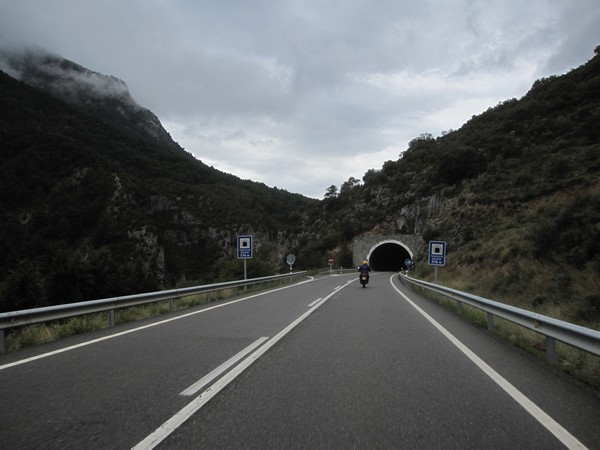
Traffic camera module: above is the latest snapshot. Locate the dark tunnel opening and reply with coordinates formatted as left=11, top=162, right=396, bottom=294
left=369, top=243, right=412, bottom=271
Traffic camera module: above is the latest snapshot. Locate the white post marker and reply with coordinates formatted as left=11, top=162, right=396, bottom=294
left=286, top=253, right=296, bottom=273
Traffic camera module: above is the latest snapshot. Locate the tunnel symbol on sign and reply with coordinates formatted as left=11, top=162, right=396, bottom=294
left=237, top=236, right=253, bottom=259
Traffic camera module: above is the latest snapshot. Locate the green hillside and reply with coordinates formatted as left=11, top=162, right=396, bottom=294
left=0, top=67, right=316, bottom=312
left=1, top=45, right=599, bottom=335
left=317, top=46, right=600, bottom=329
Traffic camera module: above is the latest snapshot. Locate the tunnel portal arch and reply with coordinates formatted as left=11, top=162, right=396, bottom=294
left=366, top=240, right=413, bottom=272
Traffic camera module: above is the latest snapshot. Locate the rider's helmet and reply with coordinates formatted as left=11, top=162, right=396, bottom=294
left=363, top=260, right=368, bottom=264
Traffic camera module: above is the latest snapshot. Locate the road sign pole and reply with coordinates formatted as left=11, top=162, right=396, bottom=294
left=237, top=235, right=253, bottom=284
left=428, top=241, right=446, bottom=284
left=286, top=253, right=296, bottom=274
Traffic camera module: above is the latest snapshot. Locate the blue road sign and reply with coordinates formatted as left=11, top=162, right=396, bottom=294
left=237, top=235, right=253, bottom=259
left=428, top=241, right=446, bottom=266
left=404, top=258, right=414, bottom=267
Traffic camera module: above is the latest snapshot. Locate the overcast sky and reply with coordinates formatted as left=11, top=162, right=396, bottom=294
left=1, top=0, right=599, bottom=198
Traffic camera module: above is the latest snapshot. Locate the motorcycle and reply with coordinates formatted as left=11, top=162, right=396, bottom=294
left=359, top=271, right=369, bottom=288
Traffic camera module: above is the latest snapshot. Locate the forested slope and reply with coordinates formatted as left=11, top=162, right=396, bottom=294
left=314, top=46, right=600, bottom=326
left=0, top=67, right=315, bottom=311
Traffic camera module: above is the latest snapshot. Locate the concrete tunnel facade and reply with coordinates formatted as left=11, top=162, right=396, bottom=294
left=353, top=235, right=420, bottom=272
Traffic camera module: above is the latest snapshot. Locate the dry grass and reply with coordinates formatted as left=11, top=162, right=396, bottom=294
left=2, top=283, right=287, bottom=353
left=4, top=292, right=216, bottom=352
left=5, top=314, right=108, bottom=351
left=410, top=264, right=600, bottom=390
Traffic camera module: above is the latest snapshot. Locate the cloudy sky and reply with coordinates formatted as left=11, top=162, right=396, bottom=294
left=1, top=0, right=599, bottom=198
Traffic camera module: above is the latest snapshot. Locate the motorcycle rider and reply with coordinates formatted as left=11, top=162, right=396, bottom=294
left=357, top=259, right=371, bottom=282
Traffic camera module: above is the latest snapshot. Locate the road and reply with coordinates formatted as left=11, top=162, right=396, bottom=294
left=1, top=272, right=599, bottom=449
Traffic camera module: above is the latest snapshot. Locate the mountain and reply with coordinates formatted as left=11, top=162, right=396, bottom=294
left=2, top=45, right=599, bottom=332
left=0, top=48, right=317, bottom=312
left=0, top=47, right=173, bottom=145
left=319, top=45, right=600, bottom=327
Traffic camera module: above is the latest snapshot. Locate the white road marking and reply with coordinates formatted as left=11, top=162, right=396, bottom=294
left=389, top=275, right=587, bottom=450
left=308, top=298, right=322, bottom=307
left=179, top=337, right=269, bottom=397
left=0, top=279, right=314, bottom=371
left=132, top=281, right=352, bottom=450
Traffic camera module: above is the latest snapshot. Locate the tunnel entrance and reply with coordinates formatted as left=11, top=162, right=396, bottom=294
left=367, top=241, right=412, bottom=271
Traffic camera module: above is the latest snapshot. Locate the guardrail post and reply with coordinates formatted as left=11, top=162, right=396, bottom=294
left=207, top=291, right=212, bottom=302
left=0, top=329, right=5, bottom=354
left=109, top=309, right=115, bottom=327
left=487, top=313, right=494, bottom=330
left=456, top=300, right=462, bottom=315
left=169, top=298, right=175, bottom=312
left=546, top=337, right=556, bottom=362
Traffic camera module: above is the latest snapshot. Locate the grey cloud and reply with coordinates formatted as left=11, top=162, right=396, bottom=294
left=541, top=1, right=600, bottom=75
left=1, top=0, right=599, bottom=198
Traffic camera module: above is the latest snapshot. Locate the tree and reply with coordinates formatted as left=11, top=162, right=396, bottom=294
left=340, top=177, right=360, bottom=193
left=324, top=185, right=338, bottom=199
left=2, top=262, right=47, bottom=311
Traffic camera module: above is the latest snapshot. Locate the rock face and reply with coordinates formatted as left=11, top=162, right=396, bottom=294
left=397, top=191, right=444, bottom=235
left=351, top=189, right=447, bottom=264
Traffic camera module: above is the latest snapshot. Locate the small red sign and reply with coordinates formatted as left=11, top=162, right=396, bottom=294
left=328, top=257, right=334, bottom=265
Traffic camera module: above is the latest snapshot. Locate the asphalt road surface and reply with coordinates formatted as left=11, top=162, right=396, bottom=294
left=1, top=272, right=599, bottom=449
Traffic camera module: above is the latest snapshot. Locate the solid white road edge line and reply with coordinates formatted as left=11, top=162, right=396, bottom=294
left=389, top=275, right=587, bottom=450
left=0, top=278, right=314, bottom=371
left=132, top=280, right=353, bottom=450
left=179, top=336, right=270, bottom=397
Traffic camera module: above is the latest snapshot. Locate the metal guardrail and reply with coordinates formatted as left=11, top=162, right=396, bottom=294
left=0, top=272, right=307, bottom=354
left=399, top=272, right=600, bottom=361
